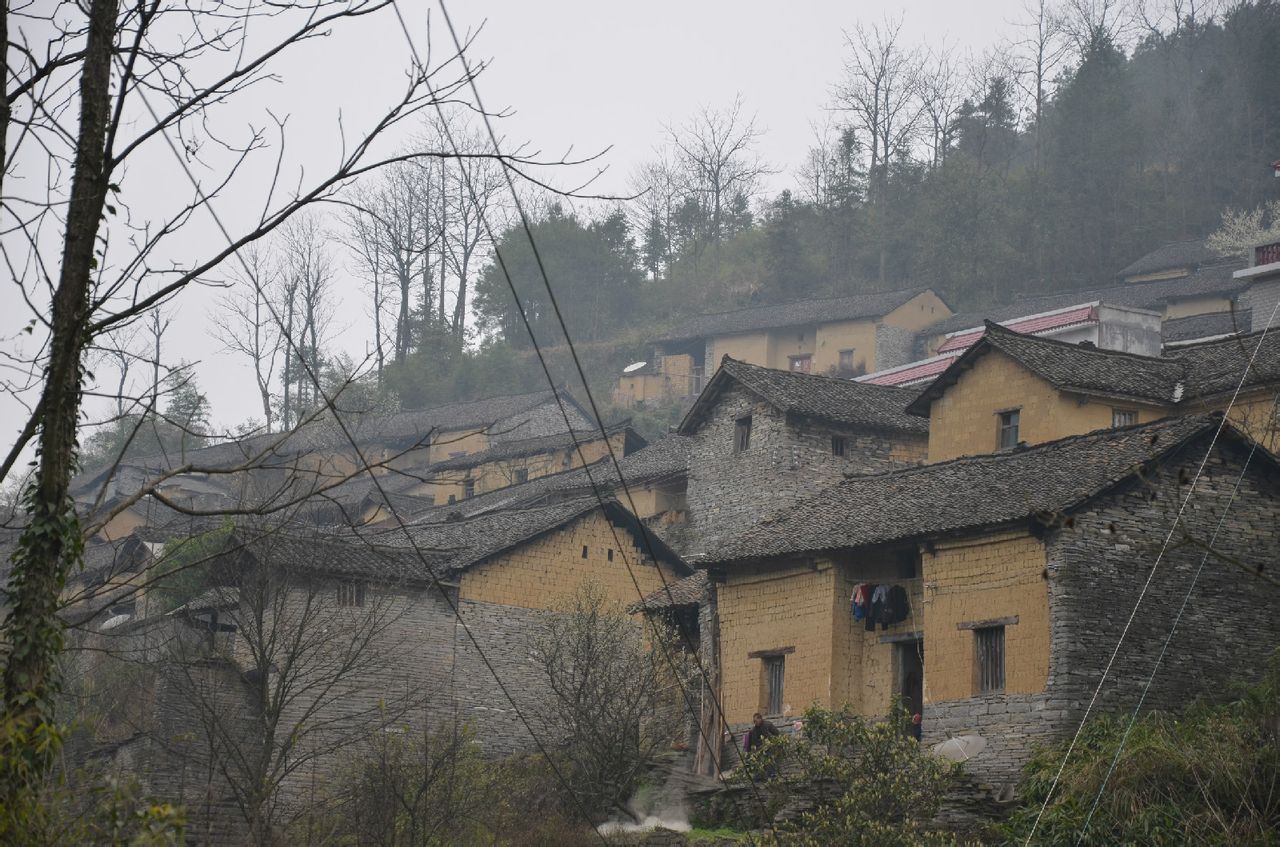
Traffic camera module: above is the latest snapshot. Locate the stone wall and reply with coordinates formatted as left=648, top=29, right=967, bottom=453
left=685, top=383, right=924, bottom=554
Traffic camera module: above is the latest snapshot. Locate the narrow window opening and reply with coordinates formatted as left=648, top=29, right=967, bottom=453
left=1112, top=408, right=1137, bottom=428
left=734, top=416, right=752, bottom=453
left=514, top=468, right=529, bottom=484
left=581, top=545, right=589, bottom=559
left=789, top=354, right=812, bottom=374
left=975, top=626, right=1005, bottom=693
left=839, top=349, right=855, bottom=372
left=997, top=409, right=1021, bottom=450
left=463, top=477, right=475, bottom=499
left=337, top=580, right=367, bottom=608
left=831, top=435, right=846, bottom=457
left=607, top=548, right=614, bottom=561
left=447, top=494, right=457, bottom=505
left=763, top=655, right=785, bottom=716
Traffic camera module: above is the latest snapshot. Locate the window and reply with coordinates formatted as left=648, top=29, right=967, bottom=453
left=447, top=494, right=457, bottom=505
left=763, top=655, right=785, bottom=716
left=607, top=548, right=614, bottom=562
left=581, top=545, right=589, bottom=559
left=997, top=409, right=1021, bottom=450
left=734, top=416, right=752, bottom=453
left=1112, top=408, right=1137, bottom=428
left=975, top=626, right=1005, bottom=692
left=839, top=349, right=855, bottom=371
left=337, top=580, right=366, bottom=608
left=789, top=354, right=812, bottom=374
left=831, top=436, right=846, bottom=457
left=463, top=478, right=475, bottom=499
left=514, top=468, right=529, bottom=484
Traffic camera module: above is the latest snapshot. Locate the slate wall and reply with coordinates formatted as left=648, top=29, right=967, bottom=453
left=685, top=384, right=924, bottom=555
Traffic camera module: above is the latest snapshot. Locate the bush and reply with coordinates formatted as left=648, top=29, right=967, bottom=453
left=1002, top=653, right=1280, bottom=846
left=731, top=701, right=959, bottom=846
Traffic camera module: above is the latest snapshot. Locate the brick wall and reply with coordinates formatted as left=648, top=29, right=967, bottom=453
left=927, top=350, right=1168, bottom=462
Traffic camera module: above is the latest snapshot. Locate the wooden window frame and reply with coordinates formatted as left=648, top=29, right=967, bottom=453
left=838, top=349, right=855, bottom=371
left=996, top=408, right=1021, bottom=450
left=462, top=477, right=476, bottom=499
left=974, top=625, right=1006, bottom=693
left=513, top=468, right=529, bottom=484
left=1111, top=408, right=1137, bottom=428
left=762, top=654, right=786, bottom=716
left=788, top=354, right=812, bottom=374
left=337, top=580, right=367, bottom=608
left=734, top=415, right=752, bottom=453
left=831, top=435, right=847, bottom=457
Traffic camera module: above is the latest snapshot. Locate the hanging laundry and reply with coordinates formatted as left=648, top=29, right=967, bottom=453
left=885, top=584, right=910, bottom=625
left=851, top=583, right=870, bottom=621
left=869, top=584, right=889, bottom=631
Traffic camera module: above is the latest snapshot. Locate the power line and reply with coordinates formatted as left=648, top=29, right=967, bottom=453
left=392, top=0, right=775, bottom=830
left=1025, top=299, right=1280, bottom=844
left=122, top=66, right=611, bottom=846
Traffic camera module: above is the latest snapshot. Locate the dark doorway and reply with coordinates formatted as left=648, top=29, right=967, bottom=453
left=896, top=639, right=924, bottom=717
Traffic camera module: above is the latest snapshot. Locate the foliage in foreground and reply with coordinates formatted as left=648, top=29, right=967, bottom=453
left=730, top=702, right=959, bottom=847
left=1003, top=653, right=1280, bottom=846
left=316, top=720, right=600, bottom=846
left=0, top=760, right=184, bottom=847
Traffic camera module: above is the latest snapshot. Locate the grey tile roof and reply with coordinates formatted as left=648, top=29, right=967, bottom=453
left=227, top=525, right=450, bottom=583
left=1175, top=330, right=1280, bottom=401
left=1117, top=238, right=1232, bottom=279
left=357, top=389, right=586, bottom=445
left=631, top=570, right=707, bottom=612
left=927, top=264, right=1249, bottom=338
left=658, top=288, right=934, bottom=344
left=427, top=424, right=643, bottom=472
left=1163, top=310, right=1252, bottom=345
left=680, top=357, right=930, bottom=436
left=704, top=414, right=1244, bottom=564
left=395, top=435, right=694, bottom=523
left=379, top=496, right=688, bottom=579
left=907, top=322, right=1188, bottom=414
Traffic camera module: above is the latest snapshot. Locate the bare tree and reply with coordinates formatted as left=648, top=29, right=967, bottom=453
left=916, top=45, right=967, bottom=169
left=666, top=96, right=772, bottom=268
left=532, top=583, right=696, bottom=822
left=0, top=0, right=591, bottom=814
left=835, top=17, right=924, bottom=282
left=1010, top=0, right=1072, bottom=173
left=279, top=214, right=336, bottom=423
left=211, top=244, right=283, bottom=432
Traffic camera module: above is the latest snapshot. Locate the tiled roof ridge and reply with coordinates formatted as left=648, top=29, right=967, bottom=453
left=1167, top=325, right=1273, bottom=352
left=395, top=386, right=555, bottom=416
left=676, top=286, right=926, bottom=323
left=721, top=355, right=918, bottom=396
left=836, top=412, right=1220, bottom=487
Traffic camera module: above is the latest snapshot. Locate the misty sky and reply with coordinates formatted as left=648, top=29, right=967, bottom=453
left=2, top=0, right=1029, bottom=451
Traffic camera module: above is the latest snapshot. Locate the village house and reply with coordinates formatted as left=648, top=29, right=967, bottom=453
left=70, top=492, right=690, bottom=842
left=907, top=321, right=1280, bottom=461
left=612, top=288, right=951, bottom=408
left=676, top=356, right=929, bottom=554
left=700, top=414, right=1280, bottom=791
left=70, top=387, right=595, bottom=540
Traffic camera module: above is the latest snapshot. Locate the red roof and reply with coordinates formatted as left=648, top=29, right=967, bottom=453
left=860, top=355, right=957, bottom=386
left=937, top=304, right=1098, bottom=353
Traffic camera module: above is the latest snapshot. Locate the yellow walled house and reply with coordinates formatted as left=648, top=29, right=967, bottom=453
left=70, top=389, right=596, bottom=538
left=700, top=414, right=1280, bottom=790
left=907, top=322, right=1280, bottom=462
left=389, top=425, right=645, bottom=509
left=613, top=288, right=952, bottom=408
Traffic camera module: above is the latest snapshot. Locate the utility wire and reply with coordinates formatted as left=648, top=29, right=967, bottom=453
left=123, top=65, right=612, bottom=845
left=1075, top=387, right=1280, bottom=843
left=1025, top=297, right=1280, bottom=844
left=393, top=0, right=775, bottom=830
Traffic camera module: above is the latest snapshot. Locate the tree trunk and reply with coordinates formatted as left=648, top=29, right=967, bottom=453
left=1, top=0, right=119, bottom=797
